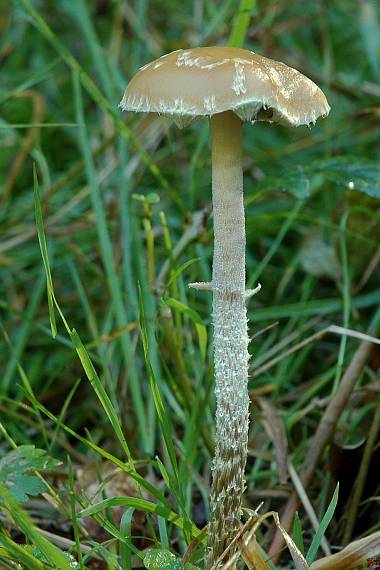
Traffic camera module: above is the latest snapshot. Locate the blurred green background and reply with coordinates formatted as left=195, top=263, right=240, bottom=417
left=1, top=0, right=380, bottom=567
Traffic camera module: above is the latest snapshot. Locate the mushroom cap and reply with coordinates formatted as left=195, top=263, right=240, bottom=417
left=120, top=46, right=330, bottom=128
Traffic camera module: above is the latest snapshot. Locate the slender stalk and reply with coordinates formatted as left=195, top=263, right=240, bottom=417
left=206, top=111, right=250, bottom=567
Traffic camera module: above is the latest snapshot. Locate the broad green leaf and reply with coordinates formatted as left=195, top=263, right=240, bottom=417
left=0, top=446, right=60, bottom=503
left=315, top=158, right=380, bottom=198
left=144, top=549, right=182, bottom=570
left=144, top=548, right=198, bottom=570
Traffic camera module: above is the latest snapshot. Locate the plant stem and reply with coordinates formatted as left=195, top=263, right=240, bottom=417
left=206, top=111, right=250, bottom=567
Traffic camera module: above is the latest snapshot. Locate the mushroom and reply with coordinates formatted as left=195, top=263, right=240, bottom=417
left=120, top=46, right=330, bottom=567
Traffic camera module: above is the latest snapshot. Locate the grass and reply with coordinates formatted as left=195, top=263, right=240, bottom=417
left=1, top=0, right=380, bottom=568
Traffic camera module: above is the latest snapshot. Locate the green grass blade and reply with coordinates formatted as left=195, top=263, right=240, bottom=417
left=138, top=287, right=195, bottom=541
left=34, top=174, right=137, bottom=463
left=66, top=0, right=115, bottom=100
left=67, top=456, right=85, bottom=569
left=247, top=200, right=304, bottom=288
left=158, top=516, right=169, bottom=549
left=0, top=534, right=47, bottom=570
left=228, top=0, right=256, bottom=47
left=20, top=386, right=173, bottom=509
left=120, top=508, right=135, bottom=570
left=78, top=497, right=204, bottom=541
left=138, top=289, right=179, bottom=483
left=33, top=166, right=57, bottom=338
left=292, top=512, right=305, bottom=556
left=2, top=269, right=46, bottom=393
left=69, top=329, right=134, bottom=464
left=306, top=483, right=339, bottom=564
left=73, top=70, right=149, bottom=452
left=18, top=0, right=168, bottom=191
left=332, top=213, right=350, bottom=394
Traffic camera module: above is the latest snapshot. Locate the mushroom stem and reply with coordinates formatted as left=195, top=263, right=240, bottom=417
left=207, top=111, right=249, bottom=567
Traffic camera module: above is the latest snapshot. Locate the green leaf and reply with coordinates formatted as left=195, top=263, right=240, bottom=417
left=144, top=548, right=199, bottom=570
left=315, top=157, right=380, bottom=198
left=306, top=482, right=339, bottom=564
left=255, top=165, right=312, bottom=199
left=0, top=446, right=60, bottom=503
left=257, top=158, right=380, bottom=199
left=144, top=549, right=182, bottom=570
left=132, top=192, right=160, bottom=204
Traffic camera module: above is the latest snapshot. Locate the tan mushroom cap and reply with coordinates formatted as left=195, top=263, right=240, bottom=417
left=120, top=46, right=330, bottom=128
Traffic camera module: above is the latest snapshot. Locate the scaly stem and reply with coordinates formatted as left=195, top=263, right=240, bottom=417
left=206, top=111, right=250, bottom=567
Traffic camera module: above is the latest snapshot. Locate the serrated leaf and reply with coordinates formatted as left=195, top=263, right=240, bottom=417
left=0, top=446, right=60, bottom=503
left=314, top=158, right=380, bottom=198
left=256, top=158, right=380, bottom=199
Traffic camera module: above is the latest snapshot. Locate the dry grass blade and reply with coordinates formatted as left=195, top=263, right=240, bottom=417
left=252, top=324, right=380, bottom=379
left=310, top=530, right=380, bottom=570
left=241, top=536, right=270, bottom=570
left=272, top=512, right=310, bottom=570
left=239, top=511, right=309, bottom=570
